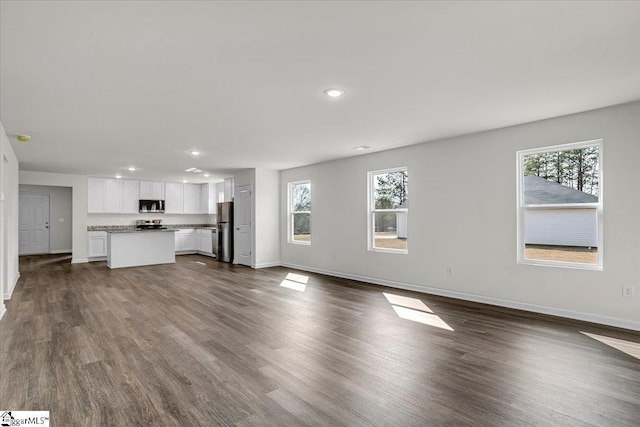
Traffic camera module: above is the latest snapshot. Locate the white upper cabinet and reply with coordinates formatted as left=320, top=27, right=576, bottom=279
left=165, top=182, right=184, bottom=214
left=89, top=177, right=211, bottom=215
left=199, top=183, right=217, bottom=214
left=89, top=177, right=138, bottom=214
left=88, top=177, right=106, bottom=213
left=224, top=177, right=234, bottom=202
left=104, top=179, right=123, bottom=213
left=122, top=179, right=139, bottom=213
left=183, top=184, right=201, bottom=214
left=139, top=181, right=165, bottom=200
left=200, top=184, right=209, bottom=214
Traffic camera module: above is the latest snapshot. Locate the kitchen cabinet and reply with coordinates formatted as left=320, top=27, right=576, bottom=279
left=88, top=231, right=107, bottom=258
left=197, top=229, right=214, bottom=254
left=200, top=184, right=209, bottom=214
left=165, top=182, right=184, bottom=214
left=175, top=229, right=196, bottom=251
left=216, top=182, right=225, bottom=204
left=105, top=179, right=123, bottom=213
left=122, top=179, right=139, bottom=213
left=174, top=228, right=214, bottom=256
left=139, top=181, right=165, bottom=200
left=183, top=184, right=201, bottom=214
left=224, top=177, right=234, bottom=202
left=88, top=178, right=106, bottom=213
left=89, top=177, right=139, bottom=214
left=200, top=183, right=217, bottom=214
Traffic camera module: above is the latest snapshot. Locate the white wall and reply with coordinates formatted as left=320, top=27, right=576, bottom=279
left=280, top=101, right=640, bottom=330
left=19, top=184, right=73, bottom=252
left=1, top=123, right=20, bottom=308
left=19, top=171, right=89, bottom=263
left=254, top=168, right=280, bottom=268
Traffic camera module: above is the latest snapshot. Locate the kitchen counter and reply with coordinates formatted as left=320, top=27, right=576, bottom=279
left=107, top=230, right=176, bottom=269
left=106, top=229, right=177, bottom=233
left=88, top=224, right=216, bottom=232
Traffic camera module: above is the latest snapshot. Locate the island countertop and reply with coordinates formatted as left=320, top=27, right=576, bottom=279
left=105, top=229, right=178, bottom=234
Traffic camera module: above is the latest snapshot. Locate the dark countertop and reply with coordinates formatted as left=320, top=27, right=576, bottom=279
left=88, top=224, right=216, bottom=232
left=106, top=229, right=178, bottom=234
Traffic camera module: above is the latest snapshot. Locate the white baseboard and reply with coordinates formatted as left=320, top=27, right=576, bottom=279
left=50, top=249, right=72, bottom=254
left=254, top=262, right=281, bottom=269
left=71, top=258, right=88, bottom=264
left=281, top=262, right=640, bottom=332
left=3, top=273, right=20, bottom=300
left=0, top=303, right=5, bottom=321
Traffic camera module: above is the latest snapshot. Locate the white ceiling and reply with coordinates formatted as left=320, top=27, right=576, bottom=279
left=2, top=1, right=639, bottom=183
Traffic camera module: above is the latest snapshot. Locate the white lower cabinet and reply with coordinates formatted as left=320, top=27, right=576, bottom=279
left=175, top=229, right=196, bottom=251
left=197, top=229, right=214, bottom=254
left=88, top=231, right=108, bottom=258
left=174, top=228, right=214, bottom=256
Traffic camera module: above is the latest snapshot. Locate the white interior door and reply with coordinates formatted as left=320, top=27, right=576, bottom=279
left=234, top=184, right=252, bottom=266
left=19, top=194, right=50, bottom=255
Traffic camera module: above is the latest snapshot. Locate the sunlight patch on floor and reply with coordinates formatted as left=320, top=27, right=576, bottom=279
left=280, top=272, right=309, bottom=292
left=581, top=332, right=640, bottom=360
left=383, top=292, right=454, bottom=331
left=286, top=273, right=309, bottom=284
left=391, top=306, right=454, bottom=331
left=383, top=292, right=432, bottom=312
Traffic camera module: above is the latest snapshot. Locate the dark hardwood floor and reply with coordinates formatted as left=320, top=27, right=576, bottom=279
left=1, top=254, right=639, bottom=426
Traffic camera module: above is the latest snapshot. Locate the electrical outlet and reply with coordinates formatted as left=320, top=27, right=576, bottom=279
left=446, top=267, right=454, bottom=277
left=622, top=285, right=635, bottom=298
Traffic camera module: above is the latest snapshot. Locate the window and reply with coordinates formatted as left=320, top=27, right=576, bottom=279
left=517, top=140, right=602, bottom=269
left=368, top=167, right=408, bottom=253
left=288, top=180, right=311, bottom=244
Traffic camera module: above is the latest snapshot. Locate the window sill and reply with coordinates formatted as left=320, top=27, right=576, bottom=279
left=369, top=247, right=408, bottom=255
left=518, top=258, right=602, bottom=271
left=288, top=240, right=311, bottom=246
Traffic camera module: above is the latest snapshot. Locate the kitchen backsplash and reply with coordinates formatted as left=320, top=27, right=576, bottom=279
left=87, top=213, right=217, bottom=226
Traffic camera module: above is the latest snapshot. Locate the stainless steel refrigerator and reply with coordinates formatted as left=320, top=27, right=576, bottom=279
left=216, top=202, right=233, bottom=262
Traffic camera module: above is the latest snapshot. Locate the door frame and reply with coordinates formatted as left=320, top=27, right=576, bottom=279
left=234, top=183, right=254, bottom=267
left=19, top=192, right=52, bottom=255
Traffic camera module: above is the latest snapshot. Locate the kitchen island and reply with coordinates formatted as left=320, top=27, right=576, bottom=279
left=107, top=229, right=177, bottom=269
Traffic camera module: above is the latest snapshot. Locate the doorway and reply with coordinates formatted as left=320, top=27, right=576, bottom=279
left=19, top=194, right=50, bottom=255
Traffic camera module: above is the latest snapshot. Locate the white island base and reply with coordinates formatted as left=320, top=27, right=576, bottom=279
left=107, top=230, right=176, bottom=269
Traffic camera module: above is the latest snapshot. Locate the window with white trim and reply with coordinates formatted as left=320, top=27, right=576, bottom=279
left=288, top=180, right=311, bottom=244
left=368, top=167, right=408, bottom=253
left=517, top=140, right=602, bottom=269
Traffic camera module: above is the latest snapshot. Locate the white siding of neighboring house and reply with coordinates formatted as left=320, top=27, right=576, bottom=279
left=524, top=209, right=597, bottom=247
left=397, top=212, right=408, bottom=239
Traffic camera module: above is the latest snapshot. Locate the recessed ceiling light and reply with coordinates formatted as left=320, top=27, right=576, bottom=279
left=324, top=88, right=344, bottom=98
left=203, top=173, right=210, bottom=177
left=190, top=150, right=200, bottom=155
left=185, top=167, right=196, bottom=172
left=354, top=145, right=370, bottom=151
left=182, top=180, right=188, bottom=183
left=17, top=134, right=31, bottom=143
left=128, top=167, right=136, bottom=171
left=193, top=169, right=203, bottom=173
left=115, top=175, right=122, bottom=179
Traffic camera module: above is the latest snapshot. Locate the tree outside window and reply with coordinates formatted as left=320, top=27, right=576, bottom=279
left=289, top=181, right=311, bottom=244
left=369, top=168, right=408, bottom=252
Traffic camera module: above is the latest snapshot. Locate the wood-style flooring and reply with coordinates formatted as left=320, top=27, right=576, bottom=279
left=1, top=254, right=639, bottom=426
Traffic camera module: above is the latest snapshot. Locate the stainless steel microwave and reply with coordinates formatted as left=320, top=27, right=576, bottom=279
left=139, top=199, right=165, bottom=213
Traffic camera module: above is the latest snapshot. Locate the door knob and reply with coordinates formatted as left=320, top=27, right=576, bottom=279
left=45, top=226, right=49, bottom=229
left=236, top=228, right=240, bottom=230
